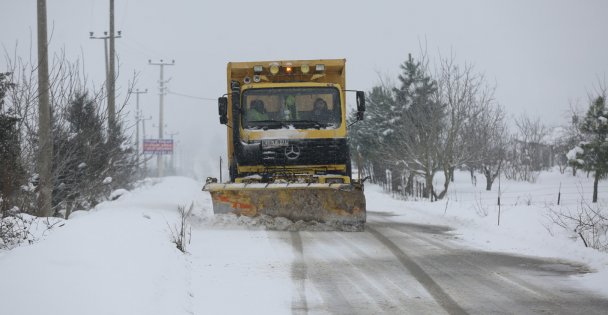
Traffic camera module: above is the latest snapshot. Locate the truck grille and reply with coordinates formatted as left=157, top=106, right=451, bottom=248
left=238, top=138, right=348, bottom=166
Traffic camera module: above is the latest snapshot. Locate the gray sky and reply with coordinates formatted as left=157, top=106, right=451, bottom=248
left=2, top=0, right=608, bottom=178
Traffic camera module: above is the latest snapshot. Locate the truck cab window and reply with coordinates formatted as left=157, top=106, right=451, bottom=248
left=242, top=87, right=341, bottom=130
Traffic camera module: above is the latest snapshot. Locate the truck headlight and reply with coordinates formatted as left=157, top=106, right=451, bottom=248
left=301, top=64, right=310, bottom=74
left=270, top=64, right=279, bottom=75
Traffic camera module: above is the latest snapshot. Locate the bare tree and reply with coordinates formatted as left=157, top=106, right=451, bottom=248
left=504, top=114, right=550, bottom=182
left=471, top=105, right=508, bottom=190
left=3, top=42, right=137, bottom=217
left=432, top=54, right=496, bottom=198
left=549, top=198, right=608, bottom=252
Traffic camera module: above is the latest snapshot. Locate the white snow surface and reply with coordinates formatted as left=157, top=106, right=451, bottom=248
left=0, top=171, right=607, bottom=314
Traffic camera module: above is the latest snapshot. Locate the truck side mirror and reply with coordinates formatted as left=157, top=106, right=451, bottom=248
left=218, top=97, right=228, bottom=124
left=356, top=91, right=365, bottom=120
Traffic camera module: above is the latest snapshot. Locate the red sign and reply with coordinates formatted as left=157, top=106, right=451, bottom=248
left=143, top=139, right=173, bottom=155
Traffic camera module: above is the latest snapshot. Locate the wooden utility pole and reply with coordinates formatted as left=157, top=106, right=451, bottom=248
left=131, top=89, right=148, bottom=167
left=167, top=131, right=179, bottom=174
left=36, top=0, right=52, bottom=217
left=89, top=0, right=120, bottom=136
left=108, top=0, right=116, bottom=134
left=148, top=59, right=175, bottom=177
left=89, top=30, right=121, bottom=122
left=141, top=115, right=152, bottom=176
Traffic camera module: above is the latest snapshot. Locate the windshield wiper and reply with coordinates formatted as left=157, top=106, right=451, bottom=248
left=288, top=120, right=326, bottom=129
left=246, top=120, right=289, bottom=130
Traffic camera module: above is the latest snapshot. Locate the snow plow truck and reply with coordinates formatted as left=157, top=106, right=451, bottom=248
left=203, top=59, right=367, bottom=231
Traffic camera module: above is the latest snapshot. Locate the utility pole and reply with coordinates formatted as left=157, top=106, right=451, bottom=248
left=89, top=0, right=121, bottom=136
left=89, top=30, right=121, bottom=114
left=167, top=131, right=179, bottom=175
left=36, top=0, right=52, bottom=217
left=130, top=88, right=148, bottom=168
left=141, top=115, right=152, bottom=177
left=108, top=0, right=116, bottom=135
left=148, top=59, right=175, bottom=177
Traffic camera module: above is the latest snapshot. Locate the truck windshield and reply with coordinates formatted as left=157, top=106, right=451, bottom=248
left=242, top=87, right=341, bottom=130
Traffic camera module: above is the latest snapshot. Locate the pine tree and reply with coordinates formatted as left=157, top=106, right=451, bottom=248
left=49, top=92, right=137, bottom=217
left=392, top=54, right=444, bottom=198
left=60, top=92, right=107, bottom=211
left=0, top=72, right=23, bottom=214
left=349, top=84, right=395, bottom=183
left=575, top=95, right=608, bottom=202
left=350, top=54, right=445, bottom=197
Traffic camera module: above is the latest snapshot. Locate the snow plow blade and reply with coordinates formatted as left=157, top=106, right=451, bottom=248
left=203, top=183, right=366, bottom=231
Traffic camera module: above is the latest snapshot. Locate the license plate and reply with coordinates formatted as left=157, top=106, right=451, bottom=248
left=262, top=139, right=288, bottom=149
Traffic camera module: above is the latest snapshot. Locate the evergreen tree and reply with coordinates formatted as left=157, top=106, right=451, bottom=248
left=0, top=72, right=23, bottom=213
left=349, top=84, right=395, bottom=183
left=55, top=92, right=107, bottom=211
left=350, top=54, right=445, bottom=197
left=51, top=92, right=136, bottom=216
left=392, top=54, right=444, bottom=198
left=575, top=95, right=608, bottom=202
left=0, top=72, right=15, bottom=111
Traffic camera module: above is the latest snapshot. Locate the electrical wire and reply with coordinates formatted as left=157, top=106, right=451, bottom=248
left=166, top=90, right=216, bottom=101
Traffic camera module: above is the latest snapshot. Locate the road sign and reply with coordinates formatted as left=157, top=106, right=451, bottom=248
left=143, top=139, right=173, bottom=155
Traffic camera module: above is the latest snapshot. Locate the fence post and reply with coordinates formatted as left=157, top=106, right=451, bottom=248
left=557, top=182, right=562, bottom=205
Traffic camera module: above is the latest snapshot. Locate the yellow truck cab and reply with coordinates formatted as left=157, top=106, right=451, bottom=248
left=217, top=59, right=365, bottom=184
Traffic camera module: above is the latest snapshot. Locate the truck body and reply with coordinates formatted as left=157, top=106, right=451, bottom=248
left=204, top=59, right=366, bottom=231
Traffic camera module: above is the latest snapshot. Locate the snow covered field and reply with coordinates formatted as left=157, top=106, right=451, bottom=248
left=374, top=170, right=608, bottom=296
left=0, top=171, right=606, bottom=314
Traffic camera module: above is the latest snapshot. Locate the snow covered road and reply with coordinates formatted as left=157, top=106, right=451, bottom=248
left=280, top=212, right=608, bottom=314
left=188, top=210, right=608, bottom=314
left=1, top=176, right=607, bottom=315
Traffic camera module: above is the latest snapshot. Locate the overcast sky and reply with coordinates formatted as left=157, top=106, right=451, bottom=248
left=2, top=0, right=608, bottom=178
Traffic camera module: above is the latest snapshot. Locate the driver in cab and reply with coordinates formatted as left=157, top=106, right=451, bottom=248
left=312, top=98, right=330, bottom=123
left=247, top=99, right=268, bottom=121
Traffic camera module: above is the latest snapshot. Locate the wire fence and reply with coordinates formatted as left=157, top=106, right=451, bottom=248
left=374, top=171, right=606, bottom=208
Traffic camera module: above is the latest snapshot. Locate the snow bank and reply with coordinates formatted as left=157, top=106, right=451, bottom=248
left=0, top=177, right=210, bottom=315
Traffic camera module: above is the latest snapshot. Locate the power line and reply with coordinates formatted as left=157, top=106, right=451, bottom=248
left=166, top=89, right=216, bottom=101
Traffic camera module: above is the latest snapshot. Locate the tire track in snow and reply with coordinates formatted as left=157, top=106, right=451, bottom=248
left=184, top=256, right=195, bottom=315
left=369, top=214, right=605, bottom=314
left=295, top=232, right=366, bottom=314
left=366, top=225, right=469, bottom=315
left=290, top=231, right=308, bottom=315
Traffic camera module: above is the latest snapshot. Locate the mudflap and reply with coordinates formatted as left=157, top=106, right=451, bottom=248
left=203, top=183, right=366, bottom=231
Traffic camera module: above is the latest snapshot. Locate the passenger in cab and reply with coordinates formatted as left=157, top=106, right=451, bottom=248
left=248, top=99, right=268, bottom=121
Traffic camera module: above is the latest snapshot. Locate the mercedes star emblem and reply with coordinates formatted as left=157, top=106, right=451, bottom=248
left=284, top=145, right=301, bottom=160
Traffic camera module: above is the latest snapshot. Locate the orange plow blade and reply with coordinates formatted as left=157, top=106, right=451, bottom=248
left=203, top=183, right=366, bottom=231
